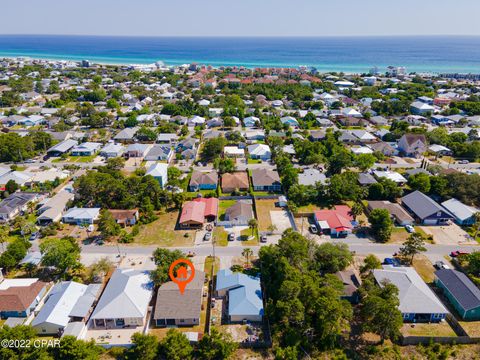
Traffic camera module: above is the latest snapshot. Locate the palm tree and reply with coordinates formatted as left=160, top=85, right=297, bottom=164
left=242, top=248, right=253, bottom=268
left=349, top=202, right=364, bottom=221
left=248, top=218, right=258, bottom=237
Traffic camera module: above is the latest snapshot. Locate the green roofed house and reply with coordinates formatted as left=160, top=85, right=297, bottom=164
left=435, top=269, right=480, bottom=320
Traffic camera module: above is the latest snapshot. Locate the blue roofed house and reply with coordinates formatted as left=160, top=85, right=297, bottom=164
left=435, top=269, right=480, bottom=320
left=215, top=269, right=264, bottom=322
left=441, top=198, right=479, bottom=226
left=373, top=266, right=449, bottom=323
left=243, top=116, right=259, bottom=128
left=146, top=163, right=169, bottom=188
left=280, top=116, right=299, bottom=127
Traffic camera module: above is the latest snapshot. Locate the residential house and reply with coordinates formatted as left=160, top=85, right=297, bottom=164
left=367, top=200, right=414, bottom=226
left=114, top=127, right=138, bottom=143
left=124, top=143, right=151, bottom=158
left=90, top=269, right=153, bottom=329
left=358, top=173, right=377, bottom=186
left=250, top=169, right=281, bottom=192
left=189, top=170, right=218, bottom=191
left=188, top=116, right=205, bottom=127
left=373, top=266, right=449, bottom=323
left=70, top=142, right=101, bottom=156
left=368, top=142, right=397, bottom=156
left=298, top=168, right=327, bottom=186
left=280, top=116, right=299, bottom=127
left=68, top=283, right=102, bottom=323
left=215, top=269, right=264, bottom=322
left=0, top=278, right=48, bottom=319
left=62, top=207, right=101, bottom=225
left=145, top=163, right=169, bottom=188
left=176, top=139, right=197, bottom=153
left=224, top=200, right=254, bottom=225
left=109, top=209, right=139, bottom=227
left=313, top=205, right=353, bottom=237
left=37, top=190, right=75, bottom=225
left=144, top=145, right=174, bottom=162
left=156, top=133, right=179, bottom=144
left=179, top=197, right=219, bottom=228
left=410, top=101, right=435, bottom=115
left=247, top=144, right=271, bottom=161
left=221, top=172, right=250, bottom=193
left=243, top=116, right=259, bottom=127
left=153, top=271, right=205, bottom=327
left=243, top=130, right=265, bottom=141
left=373, top=170, right=407, bottom=185
left=441, top=198, right=479, bottom=226
left=0, top=192, right=42, bottom=222
left=398, top=134, right=427, bottom=157
left=100, top=143, right=125, bottom=158
left=401, top=190, right=454, bottom=225
left=335, top=270, right=362, bottom=304
left=31, top=281, right=89, bottom=334
left=435, top=269, right=480, bottom=320
left=224, top=146, right=245, bottom=158
left=351, top=130, right=377, bottom=143
left=0, top=171, right=33, bottom=188
left=47, top=139, right=78, bottom=157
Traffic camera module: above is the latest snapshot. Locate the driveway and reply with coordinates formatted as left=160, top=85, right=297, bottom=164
left=420, top=224, right=477, bottom=245
left=270, top=210, right=295, bottom=233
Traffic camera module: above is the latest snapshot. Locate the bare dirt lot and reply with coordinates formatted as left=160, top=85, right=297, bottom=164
left=421, top=224, right=476, bottom=246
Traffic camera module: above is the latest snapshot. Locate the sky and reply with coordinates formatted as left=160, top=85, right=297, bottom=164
left=2, top=0, right=480, bottom=37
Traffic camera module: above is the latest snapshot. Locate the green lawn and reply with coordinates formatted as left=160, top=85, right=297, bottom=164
left=213, top=227, right=229, bottom=247
left=240, top=228, right=259, bottom=246
left=464, top=226, right=480, bottom=243
left=217, top=200, right=236, bottom=220
left=134, top=211, right=195, bottom=246
left=247, top=158, right=262, bottom=164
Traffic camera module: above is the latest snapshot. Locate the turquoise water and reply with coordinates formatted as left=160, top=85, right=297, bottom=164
left=0, top=35, right=480, bottom=73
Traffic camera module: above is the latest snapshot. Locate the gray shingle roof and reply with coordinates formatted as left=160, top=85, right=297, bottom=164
left=435, top=269, right=480, bottom=311
left=402, top=190, right=453, bottom=220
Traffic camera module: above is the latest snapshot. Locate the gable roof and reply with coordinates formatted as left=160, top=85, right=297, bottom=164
left=0, top=280, right=47, bottom=312
left=222, top=172, right=249, bottom=189
left=374, top=266, right=448, bottom=314
left=401, top=133, right=427, bottom=146
left=441, top=198, right=478, bottom=222
left=153, top=271, right=205, bottom=320
left=90, top=269, right=153, bottom=320
left=435, top=269, right=480, bottom=311
left=314, top=205, right=353, bottom=231
left=250, top=169, right=280, bottom=186
left=402, top=190, right=453, bottom=220
left=32, top=281, right=88, bottom=328
left=190, top=170, right=218, bottom=186
left=225, top=200, right=254, bottom=220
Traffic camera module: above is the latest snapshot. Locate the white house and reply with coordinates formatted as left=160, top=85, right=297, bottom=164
left=71, top=142, right=101, bottom=156
left=100, top=143, right=125, bottom=158
left=247, top=144, right=272, bottom=161
left=62, top=207, right=101, bottom=225
left=145, top=163, right=168, bottom=188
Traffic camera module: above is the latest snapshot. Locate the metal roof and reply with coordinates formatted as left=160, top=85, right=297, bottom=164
left=435, top=269, right=480, bottom=311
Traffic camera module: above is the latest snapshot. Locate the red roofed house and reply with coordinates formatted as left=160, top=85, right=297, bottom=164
left=313, top=205, right=353, bottom=238
left=179, top=197, right=219, bottom=228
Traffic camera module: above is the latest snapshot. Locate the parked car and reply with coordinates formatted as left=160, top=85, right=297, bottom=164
left=458, top=160, right=470, bottom=164
left=228, top=232, right=235, bottom=241
left=309, top=224, right=318, bottom=234
left=384, top=257, right=402, bottom=267
left=405, top=224, right=415, bottom=233
left=434, top=261, right=450, bottom=270
left=260, top=234, right=267, bottom=243
left=450, top=250, right=469, bottom=257
left=204, top=232, right=212, bottom=241
left=29, top=232, right=39, bottom=241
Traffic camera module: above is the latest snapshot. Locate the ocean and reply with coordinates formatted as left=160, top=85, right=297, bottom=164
left=0, top=35, right=480, bottom=73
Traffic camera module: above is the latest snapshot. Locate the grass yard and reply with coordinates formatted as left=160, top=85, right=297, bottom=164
left=464, top=226, right=480, bottom=243
left=459, top=321, right=480, bottom=337
left=240, top=228, right=259, bottom=246
left=247, top=158, right=262, bottom=164
left=412, top=255, right=436, bottom=283
left=204, top=255, right=220, bottom=278
left=217, top=200, right=236, bottom=220
left=296, top=204, right=322, bottom=214
left=401, top=322, right=456, bottom=337
left=134, top=211, right=195, bottom=246
left=213, top=226, right=229, bottom=247
left=254, top=199, right=277, bottom=231
left=390, top=227, right=409, bottom=243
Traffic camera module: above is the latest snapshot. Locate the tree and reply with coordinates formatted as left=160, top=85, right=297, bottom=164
left=399, top=232, right=427, bottom=264
left=40, top=236, right=81, bottom=276
left=408, top=173, right=431, bottom=193
left=126, top=333, right=158, bottom=360
left=360, top=280, right=403, bottom=343
left=98, top=210, right=121, bottom=240
left=213, top=158, right=236, bottom=174
left=360, top=254, right=382, bottom=275
left=158, top=329, right=193, bottom=360
left=315, top=242, right=353, bottom=274
left=150, top=248, right=184, bottom=286
left=354, top=153, right=376, bottom=172
left=242, top=248, right=253, bottom=267
left=467, top=251, right=480, bottom=277
left=327, top=147, right=352, bottom=175
left=52, top=336, right=103, bottom=360
left=196, top=328, right=237, bottom=360
left=105, top=157, right=125, bottom=171
left=0, top=225, right=9, bottom=252
left=202, top=137, right=227, bottom=162
left=349, top=202, right=364, bottom=221
left=248, top=218, right=258, bottom=237
left=368, top=208, right=393, bottom=243
left=0, top=238, right=30, bottom=273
